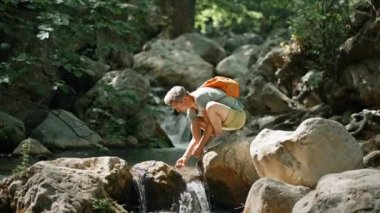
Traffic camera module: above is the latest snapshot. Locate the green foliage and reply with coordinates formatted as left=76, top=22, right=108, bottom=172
left=12, top=142, right=31, bottom=175
left=195, top=0, right=297, bottom=35
left=52, top=49, right=88, bottom=78
left=194, top=0, right=358, bottom=72
left=104, top=117, right=129, bottom=141
left=0, top=0, right=151, bottom=92
left=30, top=0, right=149, bottom=53
left=195, top=0, right=263, bottom=35
left=92, top=198, right=112, bottom=213
left=290, top=0, right=354, bottom=70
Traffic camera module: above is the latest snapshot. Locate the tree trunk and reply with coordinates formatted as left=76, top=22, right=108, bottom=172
left=159, top=0, right=195, bottom=39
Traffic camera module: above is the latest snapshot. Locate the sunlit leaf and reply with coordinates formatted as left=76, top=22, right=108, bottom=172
left=37, top=31, right=49, bottom=40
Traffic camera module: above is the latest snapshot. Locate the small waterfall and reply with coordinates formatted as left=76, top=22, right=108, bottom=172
left=151, top=87, right=191, bottom=147
left=178, top=191, right=200, bottom=213
left=179, top=164, right=211, bottom=213
left=157, top=106, right=191, bottom=147
left=187, top=180, right=210, bottom=212
left=130, top=170, right=147, bottom=212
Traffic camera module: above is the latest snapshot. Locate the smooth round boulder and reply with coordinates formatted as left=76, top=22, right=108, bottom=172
left=250, top=117, right=363, bottom=187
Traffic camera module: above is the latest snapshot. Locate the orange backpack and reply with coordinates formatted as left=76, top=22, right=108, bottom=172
left=200, top=76, right=240, bottom=98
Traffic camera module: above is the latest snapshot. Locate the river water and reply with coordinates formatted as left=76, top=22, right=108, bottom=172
left=0, top=107, right=191, bottom=176
left=0, top=106, right=214, bottom=212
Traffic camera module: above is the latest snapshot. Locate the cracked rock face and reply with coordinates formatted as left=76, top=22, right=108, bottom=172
left=250, top=117, right=363, bottom=187
left=0, top=157, right=132, bottom=213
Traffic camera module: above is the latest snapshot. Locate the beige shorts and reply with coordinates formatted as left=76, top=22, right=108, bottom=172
left=222, top=109, right=246, bottom=130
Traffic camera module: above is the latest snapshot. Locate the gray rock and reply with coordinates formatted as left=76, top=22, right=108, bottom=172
left=30, top=110, right=103, bottom=150
left=293, top=169, right=380, bottom=213
left=175, top=33, right=226, bottom=66
left=12, top=138, right=51, bottom=157
left=244, top=178, right=310, bottom=213
left=250, top=118, right=363, bottom=187
left=343, top=60, right=380, bottom=108
left=75, top=69, right=150, bottom=120
left=363, top=150, right=380, bottom=168
left=134, top=39, right=213, bottom=90
left=131, top=161, right=186, bottom=212
left=202, top=136, right=259, bottom=208
left=1, top=157, right=131, bottom=212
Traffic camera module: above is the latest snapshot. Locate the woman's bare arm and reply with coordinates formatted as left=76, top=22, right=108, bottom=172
left=176, top=118, right=202, bottom=168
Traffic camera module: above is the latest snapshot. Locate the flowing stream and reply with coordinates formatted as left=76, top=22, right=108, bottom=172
left=130, top=168, right=148, bottom=213
left=128, top=107, right=211, bottom=212
left=0, top=100, right=212, bottom=212
left=181, top=179, right=210, bottom=212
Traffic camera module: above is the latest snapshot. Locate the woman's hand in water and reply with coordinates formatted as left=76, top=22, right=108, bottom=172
left=175, top=157, right=187, bottom=169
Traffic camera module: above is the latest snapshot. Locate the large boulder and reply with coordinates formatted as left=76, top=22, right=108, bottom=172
left=256, top=47, right=285, bottom=81
left=250, top=117, right=364, bottom=187
left=337, top=19, right=380, bottom=68
left=75, top=69, right=150, bottom=120
left=0, top=111, right=25, bottom=152
left=0, top=157, right=131, bottom=212
left=30, top=110, right=103, bottom=151
left=201, top=135, right=259, bottom=208
left=343, top=60, right=380, bottom=108
left=244, top=178, right=310, bottom=213
left=244, top=75, right=294, bottom=115
left=131, top=161, right=186, bottom=212
left=49, top=157, right=132, bottom=202
left=175, top=33, right=226, bottom=66
left=132, top=109, right=173, bottom=147
left=216, top=45, right=260, bottom=78
left=293, top=169, right=380, bottom=213
left=134, top=39, right=213, bottom=90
